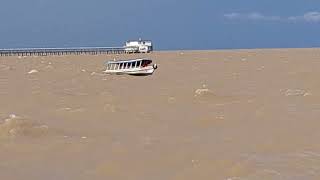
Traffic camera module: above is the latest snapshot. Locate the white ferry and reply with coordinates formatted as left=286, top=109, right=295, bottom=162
left=103, top=58, right=158, bottom=75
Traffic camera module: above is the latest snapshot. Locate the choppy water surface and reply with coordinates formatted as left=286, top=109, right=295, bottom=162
left=1, top=49, right=320, bottom=179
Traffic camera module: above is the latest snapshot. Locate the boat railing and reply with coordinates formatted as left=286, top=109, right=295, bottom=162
left=105, top=59, right=149, bottom=71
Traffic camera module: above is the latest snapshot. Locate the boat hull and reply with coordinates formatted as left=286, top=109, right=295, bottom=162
left=104, top=66, right=155, bottom=76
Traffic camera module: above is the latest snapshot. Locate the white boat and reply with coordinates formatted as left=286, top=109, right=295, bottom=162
left=103, top=58, right=158, bottom=75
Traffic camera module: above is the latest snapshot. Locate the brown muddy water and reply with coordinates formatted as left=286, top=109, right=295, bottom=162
left=1, top=49, right=320, bottom=179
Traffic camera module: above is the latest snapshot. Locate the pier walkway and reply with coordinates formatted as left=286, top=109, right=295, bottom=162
left=0, top=47, right=127, bottom=56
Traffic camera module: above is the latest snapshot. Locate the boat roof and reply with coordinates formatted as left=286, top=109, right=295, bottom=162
left=106, top=58, right=151, bottom=64
left=126, top=40, right=152, bottom=43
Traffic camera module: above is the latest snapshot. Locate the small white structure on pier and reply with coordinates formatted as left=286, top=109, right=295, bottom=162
left=124, top=39, right=153, bottom=53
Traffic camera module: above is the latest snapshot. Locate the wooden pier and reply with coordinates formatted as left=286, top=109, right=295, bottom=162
left=0, top=47, right=128, bottom=57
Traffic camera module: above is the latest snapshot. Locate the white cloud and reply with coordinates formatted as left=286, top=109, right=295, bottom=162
left=224, top=12, right=281, bottom=21
left=289, top=12, right=320, bottom=23
left=224, top=11, right=320, bottom=23
left=223, top=13, right=241, bottom=19
left=248, top=13, right=281, bottom=21
left=305, top=12, right=320, bottom=22
left=247, top=13, right=265, bottom=20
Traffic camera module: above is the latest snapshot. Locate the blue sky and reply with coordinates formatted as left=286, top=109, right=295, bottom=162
left=0, top=0, right=319, bottom=50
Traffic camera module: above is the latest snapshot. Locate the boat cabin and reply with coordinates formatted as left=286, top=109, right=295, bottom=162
left=105, top=59, right=152, bottom=71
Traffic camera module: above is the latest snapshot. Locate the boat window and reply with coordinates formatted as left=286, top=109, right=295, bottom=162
left=141, top=60, right=147, bottom=67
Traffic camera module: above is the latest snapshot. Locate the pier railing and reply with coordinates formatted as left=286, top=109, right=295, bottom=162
left=0, top=47, right=128, bottom=56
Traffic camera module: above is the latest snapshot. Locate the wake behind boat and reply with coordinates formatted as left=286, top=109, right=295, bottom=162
left=103, top=58, right=158, bottom=76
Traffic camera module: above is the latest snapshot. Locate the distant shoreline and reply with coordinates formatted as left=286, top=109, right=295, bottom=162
left=155, top=47, right=320, bottom=53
